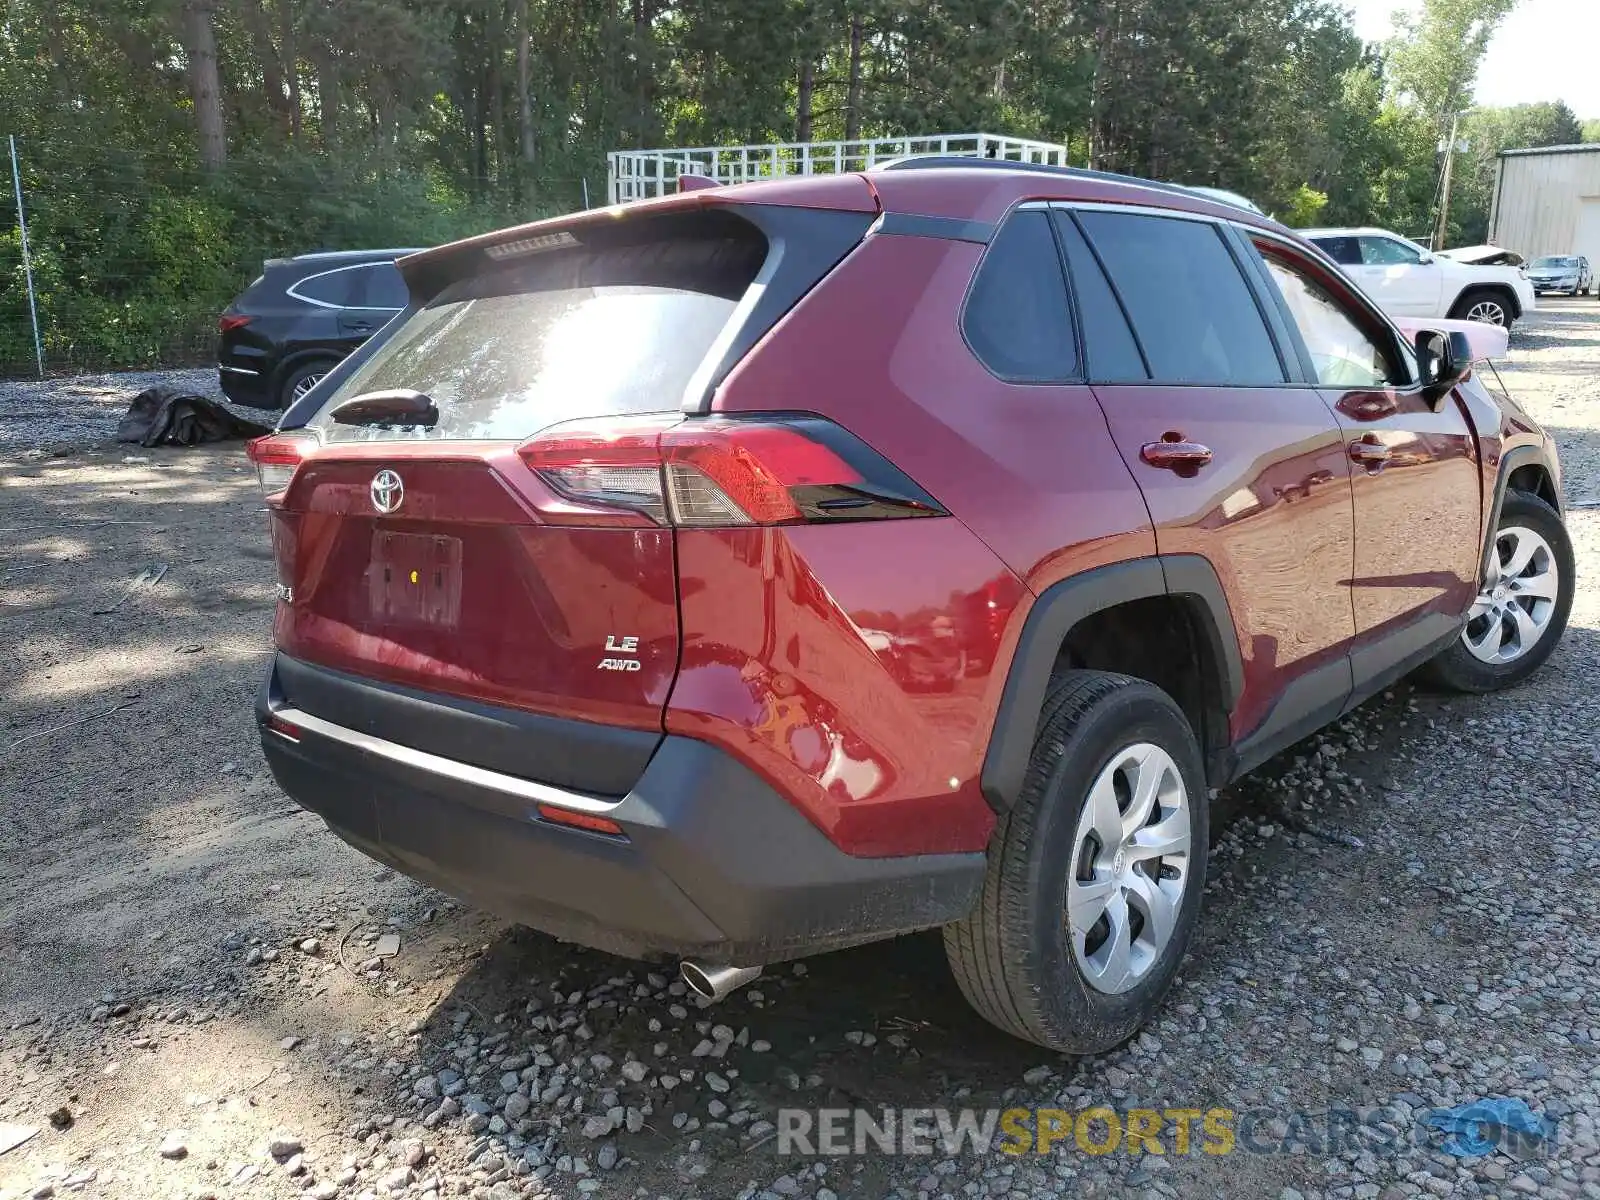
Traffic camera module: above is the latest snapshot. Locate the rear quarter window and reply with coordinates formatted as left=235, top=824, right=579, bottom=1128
left=962, top=210, right=1078, bottom=381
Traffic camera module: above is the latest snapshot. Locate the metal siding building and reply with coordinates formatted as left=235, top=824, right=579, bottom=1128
left=1490, top=144, right=1600, bottom=263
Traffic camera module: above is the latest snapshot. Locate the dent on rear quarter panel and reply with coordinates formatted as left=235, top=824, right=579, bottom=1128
left=667, top=520, right=1025, bottom=858
left=681, top=234, right=1156, bottom=858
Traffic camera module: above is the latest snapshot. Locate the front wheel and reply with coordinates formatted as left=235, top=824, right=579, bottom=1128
left=1449, top=288, right=1514, bottom=329
left=944, top=672, right=1208, bottom=1054
left=1419, top=491, right=1574, bottom=693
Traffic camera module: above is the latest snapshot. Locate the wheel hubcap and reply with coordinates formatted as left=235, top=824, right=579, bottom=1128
left=292, top=373, right=325, bottom=401
left=1462, top=525, right=1558, bottom=664
left=1066, top=743, right=1192, bottom=995
left=1466, top=300, right=1507, bottom=326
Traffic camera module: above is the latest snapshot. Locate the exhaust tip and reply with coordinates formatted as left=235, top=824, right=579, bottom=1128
left=679, top=960, right=762, bottom=1002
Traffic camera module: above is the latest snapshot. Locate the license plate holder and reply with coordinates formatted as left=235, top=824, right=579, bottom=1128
left=369, top=531, right=463, bottom=628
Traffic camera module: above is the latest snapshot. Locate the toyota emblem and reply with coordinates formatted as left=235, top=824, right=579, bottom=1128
left=370, top=469, right=404, bottom=514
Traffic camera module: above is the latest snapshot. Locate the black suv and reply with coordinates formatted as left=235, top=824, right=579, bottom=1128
left=217, top=249, right=421, bottom=409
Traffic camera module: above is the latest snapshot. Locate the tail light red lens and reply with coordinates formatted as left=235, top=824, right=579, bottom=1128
left=517, top=414, right=944, bottom=528
left=245, top=432, right=313, bottom=496
left=219, top=314, right=253, bottom=333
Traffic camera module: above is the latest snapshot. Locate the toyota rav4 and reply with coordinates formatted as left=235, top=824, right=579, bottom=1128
left=249, top=161, right=1573, bottom=1054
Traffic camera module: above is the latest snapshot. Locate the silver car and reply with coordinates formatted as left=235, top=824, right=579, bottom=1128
left=1527, top=255, right=1593, bottom=297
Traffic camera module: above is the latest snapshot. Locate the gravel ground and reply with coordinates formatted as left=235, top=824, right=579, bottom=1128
left=0, top=369, right=270, bottom=450
left=2, top=301, right=1598, bottom=1200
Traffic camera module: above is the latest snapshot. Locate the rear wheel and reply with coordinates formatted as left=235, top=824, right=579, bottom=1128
left=1419, top=492, right=1573, bottom=693
left=277, top=359, right=338, bottom=410
left=1449, top=287, right=1514, bottom=329
left=945, top=671, right=1207, bottom=1054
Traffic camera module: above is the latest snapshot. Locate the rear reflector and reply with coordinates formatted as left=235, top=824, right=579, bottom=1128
left=245, top=432, right=313, bottom=495
left=266, top=713, right=302, bottom=742
left=219, top=314, right=253, bottom=333
left=536, top=804, right=625, bottom=837
left=518, top=414, right=944, bottom=528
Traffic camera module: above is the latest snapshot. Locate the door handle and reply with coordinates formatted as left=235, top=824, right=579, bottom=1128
left=1348, top=435, right=1392, bottom=466
left=1140, top=438, right=1213, bottom=472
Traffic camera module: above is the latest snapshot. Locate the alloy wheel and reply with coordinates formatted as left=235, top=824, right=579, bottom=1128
left=1465, top=299, right=1508, bottom=326
left=1462, top=525, right=1559, bottom=664
left=1066, top=743, right=1192, bottom=995
left=291, top=372, right=326, bottom=402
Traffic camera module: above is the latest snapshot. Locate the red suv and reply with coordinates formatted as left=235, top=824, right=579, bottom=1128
left=249, top=161, right=1573, bottom=1054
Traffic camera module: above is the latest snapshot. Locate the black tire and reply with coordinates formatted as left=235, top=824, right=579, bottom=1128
left=1419, top=491, right=1574, bottom=693
left=1448, top=287, right=1515, bottom=329
left=944, top=671, right=1208, bottom=1054
left=276, top=359, right=338, bottom=410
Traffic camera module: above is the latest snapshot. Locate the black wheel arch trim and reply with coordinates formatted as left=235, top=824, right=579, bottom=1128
left=1452, top=283, right=1522, bottom=321
left=980, top=554, right=1244, bottom=812
left=1484, top=444, right=1562, bottom=578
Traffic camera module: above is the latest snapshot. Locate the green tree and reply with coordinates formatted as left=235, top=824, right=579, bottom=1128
left=1386, top=0, right=1519, bottom=134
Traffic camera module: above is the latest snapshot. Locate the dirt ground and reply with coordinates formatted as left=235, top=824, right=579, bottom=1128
left=3, top=300, right=1599, bottom=1200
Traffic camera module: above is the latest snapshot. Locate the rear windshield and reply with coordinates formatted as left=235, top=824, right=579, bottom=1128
left=311, top=218, right=766, bottom=442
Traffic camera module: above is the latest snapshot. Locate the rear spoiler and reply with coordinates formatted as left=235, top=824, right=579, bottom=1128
left=396, top=175, right=878, bottom=301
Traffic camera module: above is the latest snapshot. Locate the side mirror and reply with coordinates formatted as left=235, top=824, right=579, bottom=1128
left=1416, top=329, right=1472, bottom=403
left=1418, top=251, right=1435, bottom=264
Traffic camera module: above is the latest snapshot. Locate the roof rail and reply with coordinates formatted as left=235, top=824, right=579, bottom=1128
left=870, top=155, right=1238, bottom=207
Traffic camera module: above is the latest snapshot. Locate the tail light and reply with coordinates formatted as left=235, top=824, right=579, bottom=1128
left=219, top=314, right=253, bottom=333
left=245, top=432, right=313, bottom=496
left=517, top=414, right=945, bottom=528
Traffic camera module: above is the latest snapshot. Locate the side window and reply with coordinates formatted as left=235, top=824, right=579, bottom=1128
left=366, top=264, right=410, bottom=309
left=1311, top=236, right=1362, bottom=266
left=962, top=210, right=1078, bottom=381
left=1359, top=237, right=1423, bottom=266
left=1258, top=252, right=1404, bottom=389
left=290, top=266, right=360, bottom=308
left=1076, top=211, right=1285, bottom=386
left=1051, top=213, right=1147, bottom=382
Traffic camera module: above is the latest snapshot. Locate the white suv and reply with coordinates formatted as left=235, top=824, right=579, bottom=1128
left=1301, top=227, right=1535, bottom=329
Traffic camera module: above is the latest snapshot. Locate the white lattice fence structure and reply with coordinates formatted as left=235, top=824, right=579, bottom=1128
left=606, top=133, right=1069, bottom=204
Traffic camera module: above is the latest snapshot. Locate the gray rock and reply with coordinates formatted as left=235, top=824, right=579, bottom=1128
left=269, top=1134, right=304, bottom=1160
left=158, top=1133, right=188, bottom=1160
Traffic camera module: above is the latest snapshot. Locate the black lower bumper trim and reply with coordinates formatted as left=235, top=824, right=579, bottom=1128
left=257, top=659, right=984, bottom=962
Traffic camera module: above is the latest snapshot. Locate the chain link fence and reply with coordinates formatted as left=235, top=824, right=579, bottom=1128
left=0, top=137, right=595, bottom=379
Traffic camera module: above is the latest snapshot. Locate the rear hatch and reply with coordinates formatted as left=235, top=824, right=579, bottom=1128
left=259, top=196, right=876, bottom=780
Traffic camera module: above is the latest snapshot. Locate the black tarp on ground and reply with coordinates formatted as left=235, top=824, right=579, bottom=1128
left=116, top=387, right=273, bottom=448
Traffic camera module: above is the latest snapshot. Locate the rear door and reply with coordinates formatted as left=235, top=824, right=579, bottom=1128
left=288, top=262, right=406, bottom=342
left=1060, top=207, right=1358, bottom=747
left=273, top=212, right=775, bottom=732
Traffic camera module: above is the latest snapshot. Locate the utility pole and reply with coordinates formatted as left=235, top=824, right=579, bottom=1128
left=1434, top=111, right=1461, bottom=252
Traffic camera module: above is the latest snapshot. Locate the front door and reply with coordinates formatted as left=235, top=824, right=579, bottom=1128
left=1248, top=238, right=1482, bottom=684
left=1355, top=234, right=1443, bottom=317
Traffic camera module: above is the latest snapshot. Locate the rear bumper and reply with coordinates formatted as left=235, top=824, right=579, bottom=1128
left=257, top=655, right=983, bottom=962
left=219, top=364, right=274, bottom=408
